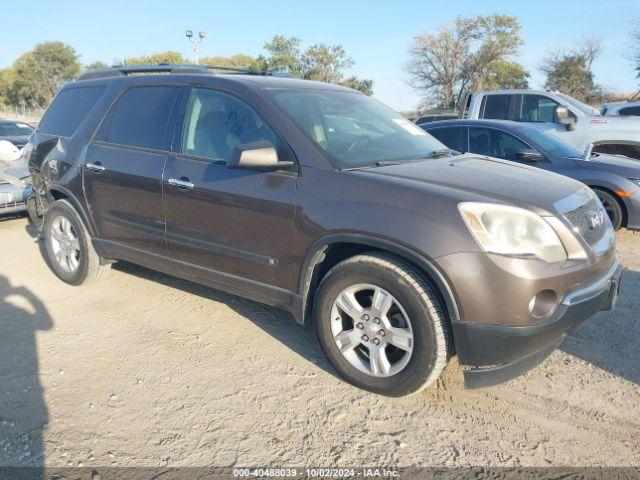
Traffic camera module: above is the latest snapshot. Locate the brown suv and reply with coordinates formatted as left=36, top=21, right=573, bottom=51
left=27, top=65, right=622, bottom=396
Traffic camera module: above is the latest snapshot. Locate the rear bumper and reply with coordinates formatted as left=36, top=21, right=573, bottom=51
left=453, top=259, right=623, bottom=388
left=0, top=184, right=31, bottom=215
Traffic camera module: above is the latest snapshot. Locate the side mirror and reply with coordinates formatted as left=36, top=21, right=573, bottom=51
left=554, top=106, right=576, bottom=131
left=227, top=141, right=294, bottom=171
left=516, top=148, right=545, bottom=162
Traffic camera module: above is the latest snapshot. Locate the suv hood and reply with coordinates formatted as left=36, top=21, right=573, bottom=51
left=351, top=154, right=587, bottom=215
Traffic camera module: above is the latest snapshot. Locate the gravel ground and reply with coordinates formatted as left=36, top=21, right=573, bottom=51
left=0, top=216, right=638, bottom=468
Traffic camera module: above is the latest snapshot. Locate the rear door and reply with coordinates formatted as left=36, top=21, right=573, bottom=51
left=163, top=87, right=297, bottom=304
left=84, top=85, right=180, bottom=258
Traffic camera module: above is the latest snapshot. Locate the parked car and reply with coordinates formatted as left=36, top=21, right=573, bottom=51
left=460, top=90, right=640, bottom=160
left=422, top=119, right=640, bottom=231
left=413, top=111, right=458, bottom=125
left=0, top=119, right=34, bottom=149
left=0, top=140, right=32, bottom=216
left=28, top=64, right=621, bottom=396
left=601, top=100, right=640, bottom=117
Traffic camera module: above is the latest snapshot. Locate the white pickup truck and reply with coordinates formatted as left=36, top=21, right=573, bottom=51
left=461, top=90, right=640, bottom=159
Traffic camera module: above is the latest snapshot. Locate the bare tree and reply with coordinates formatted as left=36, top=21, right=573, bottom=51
left=406, top=14, right=526, bottom=109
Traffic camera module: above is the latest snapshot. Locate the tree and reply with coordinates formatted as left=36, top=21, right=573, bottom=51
left=123, top=51, right=187, bottom=66
left=540, top=37, right=602, bottom=102
left=632, top=20, right=640, bottom=91
left=406, top=14, right=528, bottom=109
left=262, top=35, right=373, bottom=94
left=6, top=42, right=80, bottom=109
left=85, top=61, right=108, bottom=70
left=200, top=54, right=263, bottom=71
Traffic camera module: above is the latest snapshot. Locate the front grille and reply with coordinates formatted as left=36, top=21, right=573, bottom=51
left=564, top=199, right=607, bottom=246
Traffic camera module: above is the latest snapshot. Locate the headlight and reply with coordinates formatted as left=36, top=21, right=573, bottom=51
left=459, top=203, right=567, bottom=263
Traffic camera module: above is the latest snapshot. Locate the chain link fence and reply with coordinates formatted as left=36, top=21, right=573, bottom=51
left=0, top=104, right=45, bottom=124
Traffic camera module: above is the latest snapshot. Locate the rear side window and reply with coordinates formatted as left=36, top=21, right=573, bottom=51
left=38, top=86, right=105, bottom=137
left=619, top=106, right=640, bottom=116
left=427, top=126, right=467, bottom=152
left=101, top=86, right=180, bottom=150
left=480, top=95, right=510, bottom=120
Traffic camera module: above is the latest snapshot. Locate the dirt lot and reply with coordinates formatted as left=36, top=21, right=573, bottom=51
left=0, top=215, right=638, bottom=468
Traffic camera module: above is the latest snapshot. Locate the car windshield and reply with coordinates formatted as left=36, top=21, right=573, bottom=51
left=517, top=126, right=583, bottom=158
left=270, top=89, right=453, bottom=168
left=0, top=121, right=34, bottom=136
left=555, top=93, right=599, bottom=116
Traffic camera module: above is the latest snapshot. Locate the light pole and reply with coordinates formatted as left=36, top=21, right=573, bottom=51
left=185, top=30, right=206, bottom=64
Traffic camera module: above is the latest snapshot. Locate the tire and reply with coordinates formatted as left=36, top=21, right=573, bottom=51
left=26, top=196, right=43, bottom=229
left=313, top=252, right=451, bottom=397
left=42, top=200, right=110, bottom=285
left=593, top=188, right=623, bottom=231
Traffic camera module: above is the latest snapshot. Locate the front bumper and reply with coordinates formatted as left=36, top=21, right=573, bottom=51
left=452, top=258, right=623, bottom=388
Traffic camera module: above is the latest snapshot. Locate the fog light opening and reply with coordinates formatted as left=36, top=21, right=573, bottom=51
left=529, top=289, right=558, bottom=318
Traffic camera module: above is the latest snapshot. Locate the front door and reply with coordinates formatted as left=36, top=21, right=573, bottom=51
left=163, top=87, right=297, bottom=305
left=84, top=85, right=181, bottom=258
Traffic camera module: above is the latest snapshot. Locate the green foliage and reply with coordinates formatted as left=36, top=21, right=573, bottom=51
left=406, top=14, right=528, bottom=109
left=123, top=51, right=187, bottom=66
left=85, top=61, right=108, bottom=70
left=262, top=35, right=373, bottom=94
left=5, top=42, right=80, bottom=109
left=200, top=54, right=263, bottom=71
left=540, top=38, right=602, bottom=102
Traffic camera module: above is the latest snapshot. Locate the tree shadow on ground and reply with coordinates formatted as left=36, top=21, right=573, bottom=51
left=560, top=268, right=640, bottom=385
left=113, top=262, right=336, bottom=378
left=0, top=273, right=52, bottom=475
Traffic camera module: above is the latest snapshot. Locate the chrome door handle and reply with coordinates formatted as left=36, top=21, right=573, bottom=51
left=168, top=177, right=194, bottom=189
left=86, top=162, right=106, bottom=173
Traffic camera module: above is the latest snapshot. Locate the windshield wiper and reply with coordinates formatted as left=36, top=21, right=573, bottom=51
left=374, top=160, right=402, bottom=166
left=421, top=148, right=461, bottom=159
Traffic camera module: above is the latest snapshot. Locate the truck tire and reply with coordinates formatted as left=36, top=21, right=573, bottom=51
left=42, top=200, right=110, bottom=285
left=313, top=252, right=451, bottom=397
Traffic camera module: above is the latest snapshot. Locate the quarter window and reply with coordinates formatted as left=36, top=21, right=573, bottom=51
left=102, top=86, right=180, bottom=150
left=38, top=86, right=106, bottom=137
left=181, top=88, right=279, bottom=163
left=519, top=95, right=559, bottom=123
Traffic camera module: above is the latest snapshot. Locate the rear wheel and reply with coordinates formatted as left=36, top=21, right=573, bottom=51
left=43, top=200, right=110, bottom=285
left=593, top=188, right=623, bottom=230
left=313, top=253, right=450, bottom=396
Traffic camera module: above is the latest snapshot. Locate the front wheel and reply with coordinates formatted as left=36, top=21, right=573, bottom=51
left=313, top=253, right=451, bottom=397
left=593, top=189, right=623, bottom=231
left=43, top=200, right=110, bottom=285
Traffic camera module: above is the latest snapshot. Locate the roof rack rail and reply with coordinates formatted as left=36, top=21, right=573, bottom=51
left=77, top=63, right=295, bottom=81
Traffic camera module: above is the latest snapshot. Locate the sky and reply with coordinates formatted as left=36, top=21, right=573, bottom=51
left=1, top=0, right=639, bottom=111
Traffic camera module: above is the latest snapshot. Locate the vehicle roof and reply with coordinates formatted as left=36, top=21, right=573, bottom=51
left=72, top=71, right=354, bottom=93
left=471, top=89, right=553, bottom=95
left=421, top=119, right=530, bottom=131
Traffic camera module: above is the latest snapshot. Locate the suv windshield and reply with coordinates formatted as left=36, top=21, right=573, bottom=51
left=270, top=89, right=451, bottom=168
left=518, top=126, right=583, bottom=158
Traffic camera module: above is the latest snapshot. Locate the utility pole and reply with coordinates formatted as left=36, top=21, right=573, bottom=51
left=185, top=30, right=206, bottom=64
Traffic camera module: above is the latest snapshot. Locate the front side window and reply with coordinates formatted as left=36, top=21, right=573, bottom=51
left=102, top=86, right=180, bottom=150
left=270, top=89, right=448, bottom=169
left=519, top=95, right=559, bottom=123
left=469, top=127, right=530, bottom=161
left=427, top=126, right=467, bottom=152
left=480, top=95, right=510, bottom=120
left=181, top=88, right=279, bottom=163
left=38, top=86, right=105, bottom=137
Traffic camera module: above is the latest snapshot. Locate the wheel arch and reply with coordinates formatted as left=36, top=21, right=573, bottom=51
left=588, top=184, right=628, bottom=228
left=47, top=186, right=98, bottom=237
left=296, top=234, right=460, bottom=326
